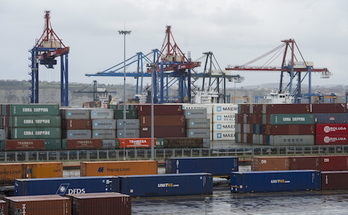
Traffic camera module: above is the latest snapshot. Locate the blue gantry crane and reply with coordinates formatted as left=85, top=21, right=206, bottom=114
left=86, top=26, right=242, bottom=104
left=30, top=11, right=70, bottom=106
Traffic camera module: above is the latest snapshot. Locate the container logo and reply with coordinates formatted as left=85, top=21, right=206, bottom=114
left=98, top=167, right=104, bottom=172
left=270, top=179, right=290, bottom=184
left=158, top=183, right=179, bottom=188
left=323, top=136, right=347, bottom=143
left=323, top=125, right=347, bottom=133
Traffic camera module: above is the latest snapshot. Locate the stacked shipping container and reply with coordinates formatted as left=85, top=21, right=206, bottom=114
left=236, top=103, right=348, bottom=145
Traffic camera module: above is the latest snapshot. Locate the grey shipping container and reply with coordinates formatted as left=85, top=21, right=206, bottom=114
left=61, top=109, right=91, bottom=119
left=183, top=109, right=207, bottom=119
left=0, top=129, right=5, bottom=140
left=266, top=135, right=315, bottom=146
left=186, top=119, right=210, bottom=129
left=65, top=130, right=92, bottom=139
left=116, top=119, right=140, bottom=129
left=117, top=129, right=140, bottom=138
left=90, top=109, right=114, bottom=119
left=102, top=139, right=118, bottom=149
left=93, top=129, right=116, bottom=139
left=186, top=128, right=210, bottom=138
left=92, top=119, right=117, bottom=129
left=120, top=173, right=213, bottom=197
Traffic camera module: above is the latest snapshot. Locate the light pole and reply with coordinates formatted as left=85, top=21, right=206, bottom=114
left=119, top=29, right=131, bottom=160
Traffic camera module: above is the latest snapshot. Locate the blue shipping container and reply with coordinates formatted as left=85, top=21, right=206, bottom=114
left=120, top=173, right=213, bottom=197
left=314, top=113, right=348, bottom=124
left=15, top=176, right=119, bottom=196
left=165, top=156, right=238, bottom=176
left=230, top=170, right=321, bottom=193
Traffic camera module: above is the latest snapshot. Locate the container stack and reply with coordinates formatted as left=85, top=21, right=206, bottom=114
left=211, top=104, right=237, bottom=141
left=136, top=104, right=186, bottom=138
left=183, top=105, right=210, bottom=145
left=90, top=108, right=116, bottom=148
left=2, top=104, right=61, bottom=150
left=236, top=103, right=348, bottom=145
left=113, top=105, right=140, bottom=138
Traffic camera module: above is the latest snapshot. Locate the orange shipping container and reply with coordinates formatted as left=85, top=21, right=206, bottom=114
left=117, top=138, right=156, bottom=148
left=0, top=163, right=23, bottom=183
left=252, top=156, right=290, bottom=171
left=80, top=160, right=158, bottom=177
left=23, top=162, right=63, bottom=178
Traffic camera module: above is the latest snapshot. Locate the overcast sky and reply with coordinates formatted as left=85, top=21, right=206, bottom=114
left=1, top=0, right=347, bottom=90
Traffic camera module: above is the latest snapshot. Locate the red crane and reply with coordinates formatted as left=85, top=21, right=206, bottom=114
left=225, top=39, right=331, bottom=101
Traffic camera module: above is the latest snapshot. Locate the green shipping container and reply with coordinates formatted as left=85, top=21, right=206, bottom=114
left=11, top=128, right=61, bottom=139
left=9, top=116, right=61, bottom=127
left=262, top=114, right=315, bottom=125
left=114, top=109, right=138, bottom=119
left=44, top=139, right=62, bottom=150
left=6, top=104, right=60, bottom=116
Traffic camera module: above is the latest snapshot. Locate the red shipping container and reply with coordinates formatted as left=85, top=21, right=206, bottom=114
left=263, top=104, right=310, bottom=114
left=263, top=124, right=314, bottom=135
left=65, top=139, right=103, bottom=149
left=0, top=200, right=7, bottom=215
left=289, top=156, right=321, bottom=170
left=67, top=192, right=131, bottom=215
left=320, top=155, right=348, bottom=171
left=135, top=104, right=183, bottom=116
left=316, top=124, right=348, bottom=135
left=139, top=115, right=185, bottom=127
left=117, top=138, right=156, bottom=148
left=5, top=139, right=45, bottom=151
left=240, top=104, right=250, bottom=114
left=5, top=195, right=71, bottom=215
left=252, top=104, right=263, bottom=114
left=321, top=171, right=348, bottom=190
left=140, top=126, right=186, bottom=138
left=315, top=134, right=348, bottom=145
left=310, top=103, right=346, bottom=113
left=63, top=119, right=92, bottom=130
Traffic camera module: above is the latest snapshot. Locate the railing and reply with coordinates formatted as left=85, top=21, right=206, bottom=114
left=1, top=145, right=348, bottom=163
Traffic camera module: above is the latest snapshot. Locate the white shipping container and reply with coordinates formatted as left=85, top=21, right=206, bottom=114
left=212, top=104, right=238, bottom=114
left=212, top=131, right=235, bottom=141
left=212, top=122, right=235, bottom=132
left=212, top=113, right=235, bottom=123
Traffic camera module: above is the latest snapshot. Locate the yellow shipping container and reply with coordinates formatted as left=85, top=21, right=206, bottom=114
left=23, top=162, right=63, bottom=178
left=0, top=163, right=23, bottom=183
left=80, top=160, right=158, bottom=177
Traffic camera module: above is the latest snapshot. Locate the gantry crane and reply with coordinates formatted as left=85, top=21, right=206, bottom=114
left=30, top=11, right=70, bottom=106
left=226, top=39, right=331, bottom=103
left=86, top=26, right=242, bottom=104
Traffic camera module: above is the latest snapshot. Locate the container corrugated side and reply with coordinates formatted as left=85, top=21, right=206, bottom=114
left=230, top=170, right=321, bottom=193
left=314, top=113, right=348, bottom=124
left=23, top=162, right=63, bottom=178
left=140, top=126, right=185, bottom=138
left=139, top=115, right=185, bottom=127
left=0, top=163, right=23, bottom=183
left=183, top=109, right=207, bottom=119
left=7, top=104, right=60, bottom=116
left=61, top=108, right=90, bottom=119
left=186, top=119, right=210, bottom=129
left=114, top=109, right=138, bottom=119
left=15, top=176, right=119, bottom=196
left=321, top=171, right=348, bottom=190
left=116, top=129, right=140, bottom=138
left=5, top=195, right=71, bottom=215
left=262, top=104, right=310, bottom=114
left=63, top=119, right=92, bottom=130
left=252, top=156, right=290, bottom=171
left=64, top=130, right=91, bottom=139
left=92, top=129, right=116, bottom=139
left=289, top=156, right=321, bottom=170
left=320, top=155, right=348, bottom=171
left=0, top=129, right=6, bottom=141
left=5, top=139, right=45, bottom=151
left=165, top=156, right=238, bottom=176
left=92, top=119, right=116, bottom=129
left=135, top=104, right=183, bottom=116
left=62, top=139, right=103, bottom=150
left=90, top=109, right=114, bottom=119
left=315, top=134, right=348, bottom=145
left=262, top=114, right=314, bottom=125
left=310, top=103, right=346, bottom=113
left=116, top=119, right=140, bottom=129
left=10, top=127, right=61, bottom=139
left=120, top=173, right=213, bottom=197
left=263, top=124, right=314, bottom=135
left=44, top=139, right=62, bottom=150
left=9, top=115, right=61, bottom=127
left=266, top=135, right=315, bottom=146
left=162, top=137, right=203, bottom=148
left=117, top=138, right=155, bottom=148
left=67, top=193, right=131, bottom=215
left=80, top=160, right=158, bottom=177
left=186, top=128, right=210, bottom=138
